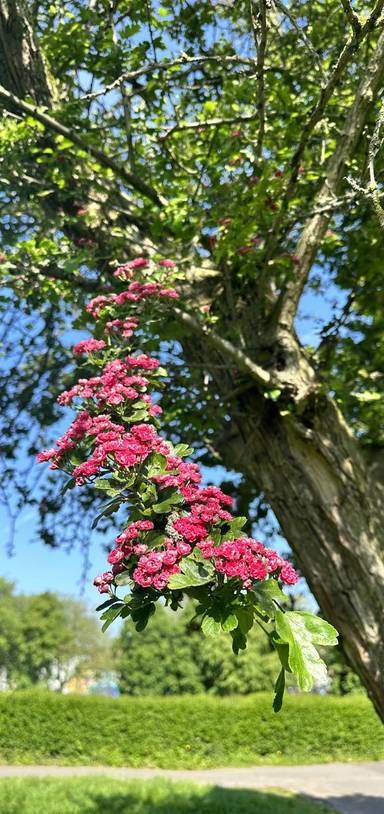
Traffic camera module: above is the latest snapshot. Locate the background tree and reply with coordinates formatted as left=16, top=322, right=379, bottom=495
left=116, top=605, right=279, bottom=696
left=0, top=579, right=110, bottom=689
left=0, top=0, right=383, bottom=716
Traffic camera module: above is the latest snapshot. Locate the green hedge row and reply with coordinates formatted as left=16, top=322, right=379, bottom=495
left=0, top=691, right=382, bottom=768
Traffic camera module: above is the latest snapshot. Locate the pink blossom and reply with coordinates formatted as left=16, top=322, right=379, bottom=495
left=107, top=548, right=126, bottom=565
left=173, top=516, right=208, bottom=542
left=36, top=448, right=58, bottom=463
left=126, top=354, right=159, bottom=370
left=159, top=288, right=179, bottom=298
left=280, top=561, right=299, bottom=585
left=158, top=259, right=176, bottom=267
left=73, top=339, right=106, bottom=355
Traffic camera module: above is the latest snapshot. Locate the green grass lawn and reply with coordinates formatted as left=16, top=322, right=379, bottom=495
left=0, top=777, right=336, bottom=814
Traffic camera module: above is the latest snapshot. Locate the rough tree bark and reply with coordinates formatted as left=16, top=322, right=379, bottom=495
left=1, top=0, right=384, bottom=720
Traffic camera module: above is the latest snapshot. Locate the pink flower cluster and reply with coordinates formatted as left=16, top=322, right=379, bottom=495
left=85, top=283, right=177, bottom=319
left=204, top=538, right=298, bottom=588
left=105, top=317, right=139, bottom=337
left=133, top=539, right=191, bottom=590
left=57, top=357, right=156, bottom=407
left=37, top=256, right=300, bottom=600
left=112, top=257, right=176, bottom=279
left=72, top=339, right=106, bottom=355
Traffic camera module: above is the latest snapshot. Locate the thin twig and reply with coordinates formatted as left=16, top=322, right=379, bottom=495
left=156, top=112, right=259, bottom=139
left=80, top=55, right=256, bottom=101
left=273, top=0, right=326, bottom=78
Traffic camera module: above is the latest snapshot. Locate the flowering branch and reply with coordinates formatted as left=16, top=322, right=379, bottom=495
left=37, top=256, right=338, bottom=711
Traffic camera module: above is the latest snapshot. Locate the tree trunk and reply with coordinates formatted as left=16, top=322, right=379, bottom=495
left=0, top=0, right=52, bottom=104
left=218, top=385, right=384, bottom=720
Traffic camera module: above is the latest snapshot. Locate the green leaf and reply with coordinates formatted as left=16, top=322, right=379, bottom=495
left=254, top=579, right=287, bottom=616
left=275, top=610, right=335, bottom=692
left=152, top=492, right=184, bottom=513
left=292, top=612, right=338, bottom=646
left=221, top=516, right=247, bottom=541
left=93, top=478, right=123, bottom=496
left=221, top=612, right=238, bottom=632
left=168, top=556, right=214, bottom=589
left=131, top=601, right=156, bottom=631
left=61, top=478, right=76, bottom=495
left=100, top=604, right=123, bottom=632
left=235, top=605, right=254, bottom=635
left=231, top=628, right=247, bottom=654
left=173, top=443, right=193, bottom=457
left=95, top=597, right=118, bottom=612
left=201, top=613, right=222, bottom=637
left=273, top=667, right=285, bottom=713
left=146, top=452, right=169, bottom=477
left=128, top=409, right=148, bottom=422
left=91, top=499, right=121, bottom=529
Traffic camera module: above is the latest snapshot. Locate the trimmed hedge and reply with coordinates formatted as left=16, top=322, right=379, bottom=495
left=0, top=691, right=382, bottom=768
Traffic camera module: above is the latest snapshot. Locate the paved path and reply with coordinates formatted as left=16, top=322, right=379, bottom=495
left=0, top=762, right=383, bottom=814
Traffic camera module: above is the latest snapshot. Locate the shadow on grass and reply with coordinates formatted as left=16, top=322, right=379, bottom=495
left=0, top=780, right=336, bottom=814
left=324, top=795, right=384, bottom=814
left=70, top=786, right=334, bottom=814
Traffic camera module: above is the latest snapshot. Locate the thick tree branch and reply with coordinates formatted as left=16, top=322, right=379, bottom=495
left=0, top=84, right=168, bottom=207
left=339, top=0, right=362, bottom=33
left=275, top=27, right=384, bottom=329
left=173, top=307, right=272, bottom=387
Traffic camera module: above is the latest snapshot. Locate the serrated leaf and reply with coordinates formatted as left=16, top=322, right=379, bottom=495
left=235, top=605, right=254, bottom=635
left=131, top=601, right=156, bottom=631
left=231, top=628, right=247, bottom=654
left=275, top=610, right=333, bottom=692
left=93, top=478, right=123, bottom=496
left=201, top=613, right=222, bottom=637
left=128, top=409, right=148, bottom=422
left=61, top=477, right=76, bottom=495
left=91, top=498, right=121, bottom=529
left=168, top=556, right=214, bottom=589
left=221, top=516, right=247, bottom=541
left=96, top=597, right=118, bottom=612
left=292, top=612, right=338, bottom=646
left=221, top=612, right=238, bottom=632
left=173, top=443, right=194, bottom=457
